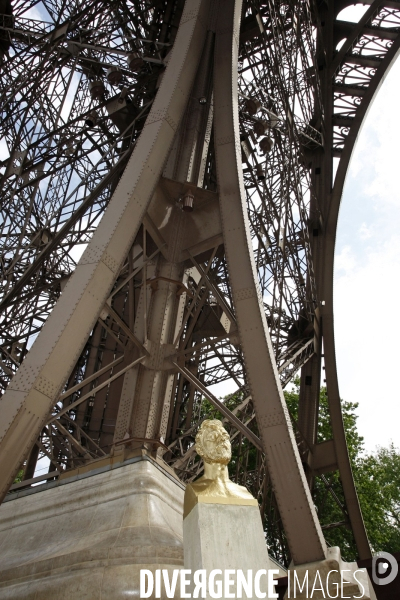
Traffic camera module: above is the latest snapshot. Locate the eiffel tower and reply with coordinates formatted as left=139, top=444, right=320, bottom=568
left=0, top=0, right=399, bottom=596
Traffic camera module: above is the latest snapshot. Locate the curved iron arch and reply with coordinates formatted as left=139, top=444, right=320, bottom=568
left=309, top=0, right=400, bottom=559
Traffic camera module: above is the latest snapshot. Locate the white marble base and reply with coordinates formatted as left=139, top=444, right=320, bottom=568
left=184, top=502, right=278, bottom=599
left=0, top=458, right=184, bottom=599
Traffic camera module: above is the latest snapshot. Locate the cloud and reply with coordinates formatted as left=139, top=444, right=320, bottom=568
left=335, top=246, right=357, bottom=276
left=358, top=223, right=373, bottom=240
left=347, top=59, right=400, bottom=212
left=334, top=237, right=400, bottom=451
left=0, top=138, right=9, bottom=162
left=337, top=5, right=370, bottom=22
left=24, top=4, right=51, bottom=21
left=335, top=56, right=400, bottom=451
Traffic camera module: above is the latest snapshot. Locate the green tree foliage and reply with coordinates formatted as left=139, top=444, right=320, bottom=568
left=13, top=469, right=24, bottom=484
left=284, top=379, right=400, bottom=560
left=355, top=444, right=400, bottom=554
left=199, top=381, right=400, bottom=562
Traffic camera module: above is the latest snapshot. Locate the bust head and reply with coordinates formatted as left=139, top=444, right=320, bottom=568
left=195, top=419, right=231, bottom=465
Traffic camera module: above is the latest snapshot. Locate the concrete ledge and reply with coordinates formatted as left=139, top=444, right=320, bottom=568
left=3, top=452, right=183, bottom=503
left=0, top=459, right=184, bottom=599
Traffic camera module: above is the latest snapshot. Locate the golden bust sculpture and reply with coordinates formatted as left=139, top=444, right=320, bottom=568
left=183, top=419, right=257, bottom=518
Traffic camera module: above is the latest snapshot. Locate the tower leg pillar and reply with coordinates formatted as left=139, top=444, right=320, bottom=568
left=0, top=0, right=211, bottom=502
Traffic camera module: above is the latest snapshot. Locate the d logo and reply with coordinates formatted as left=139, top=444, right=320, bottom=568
left=372, top=552, right=398, bottom=586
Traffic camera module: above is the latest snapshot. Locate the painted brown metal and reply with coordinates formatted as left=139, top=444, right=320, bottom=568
left=0, top=0, right=211, bottom=503
left=212, top=0, right=326, bottom=565
left=318, top=2, right=400, bottom=560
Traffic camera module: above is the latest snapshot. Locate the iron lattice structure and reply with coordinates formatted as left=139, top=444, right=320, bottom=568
left=1, top=0, right=400, bottom=568
left=0, top=0, right=320, bottom=396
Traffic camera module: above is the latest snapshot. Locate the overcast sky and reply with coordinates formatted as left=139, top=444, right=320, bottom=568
left=334, top=52, right=400, bottom=453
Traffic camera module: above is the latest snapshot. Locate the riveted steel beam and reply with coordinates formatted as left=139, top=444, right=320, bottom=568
left=0, top=0, right=210, bottom=503
left=213, top=0, right=327, bottom=565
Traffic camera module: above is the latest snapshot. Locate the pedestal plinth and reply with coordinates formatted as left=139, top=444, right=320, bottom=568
left=0, top=456, right=184, bottom=599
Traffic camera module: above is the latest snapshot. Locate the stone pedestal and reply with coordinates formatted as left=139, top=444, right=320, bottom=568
left=184, top=502, right=278, bottom=599
left=0, top=456, right=184, bottom=599
left=284, top=546, right=377, bottom=600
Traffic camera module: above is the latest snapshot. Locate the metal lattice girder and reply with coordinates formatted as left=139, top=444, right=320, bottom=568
left=3, top=0, right=332, bottom=562
left=212, top=0, right=326, bottom=564
left=0, top=0, right=179, bottom=384
left=0, top=0, right=211, bottom=499
left=0, top=0, right=322, bottom=391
